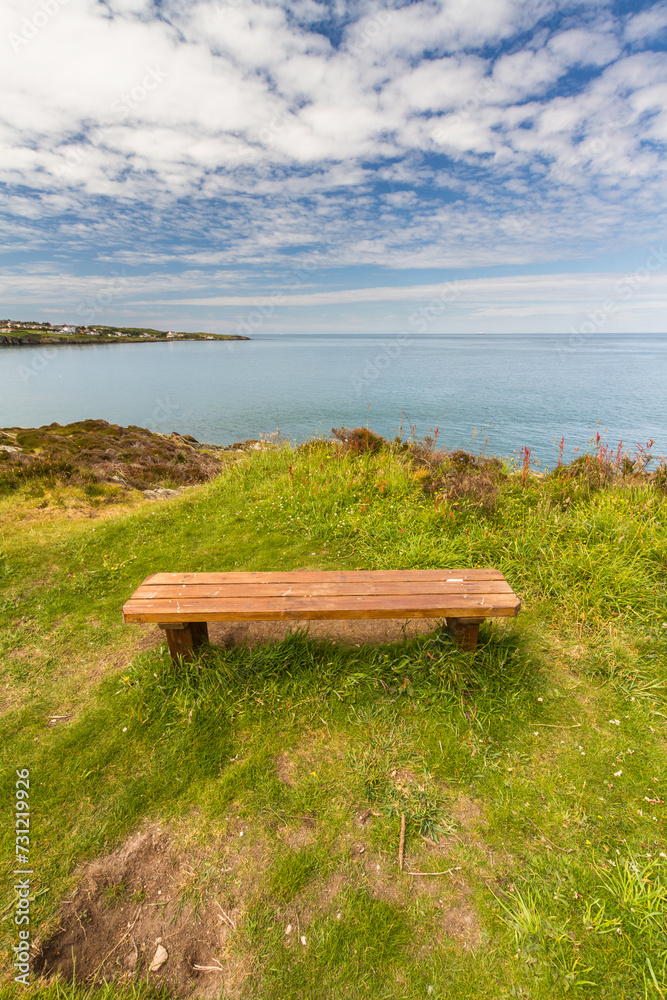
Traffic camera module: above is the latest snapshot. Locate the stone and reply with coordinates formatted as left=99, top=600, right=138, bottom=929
left=149, top=944, right=168, bottom=972
left=142, top=488, right=181, bottom=500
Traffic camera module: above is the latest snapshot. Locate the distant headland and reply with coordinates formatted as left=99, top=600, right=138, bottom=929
left=0, top=319, right=250, bottom=346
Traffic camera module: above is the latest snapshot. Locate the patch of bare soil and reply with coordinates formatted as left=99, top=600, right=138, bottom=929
left=33, top=802, right=485, bottom=998
left=338, top=826, right=483, bottom=951
left=366, top=848, right=482, bottom=950
left=33, top=824, right=259, bottom=999
left=279, top=816, right=318, bottom=851
left=431, top=896, right=482, bottom=951
left=275, top=752, right=296, bottom=787
left=210, top=617, right=441, bottom=649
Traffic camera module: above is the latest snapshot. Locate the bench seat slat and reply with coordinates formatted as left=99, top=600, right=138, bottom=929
left=131, top=580, right=516, bottom=600
left=123, top=593, right=520, bottom=622
left=144, top=569, right=507, bottom=585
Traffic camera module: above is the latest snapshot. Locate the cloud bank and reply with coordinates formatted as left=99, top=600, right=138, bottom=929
left=2, top=0, right=667, bottom=330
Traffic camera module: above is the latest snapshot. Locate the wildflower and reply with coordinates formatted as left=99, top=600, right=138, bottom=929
left=609, top=719, right=621, bottom=725
left=614, top=770, right=622, bottom=777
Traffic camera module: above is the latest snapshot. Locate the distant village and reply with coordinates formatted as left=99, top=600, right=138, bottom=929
left=0, top=320, right=206, bottom=339
left=0, top=320, right=249, bottom=343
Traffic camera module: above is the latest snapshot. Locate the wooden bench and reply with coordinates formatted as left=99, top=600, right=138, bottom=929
left=122, top=569, right=520, bottom=664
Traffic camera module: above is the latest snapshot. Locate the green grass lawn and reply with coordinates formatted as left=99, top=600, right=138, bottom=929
left=1, top=434, right=666, bottom=999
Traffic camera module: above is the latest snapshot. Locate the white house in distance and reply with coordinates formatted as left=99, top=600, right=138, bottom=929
left=57, top=325, right=77, bottom=335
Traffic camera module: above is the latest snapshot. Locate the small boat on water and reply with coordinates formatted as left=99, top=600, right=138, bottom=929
left=476, top=331, right=485, bottom=335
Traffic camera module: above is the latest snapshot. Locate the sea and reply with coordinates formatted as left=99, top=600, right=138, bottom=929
left=1, top=332, right=666, bottom=469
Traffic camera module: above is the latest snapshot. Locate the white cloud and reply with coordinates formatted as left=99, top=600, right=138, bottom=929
left=129, top=268, right=667, bottom=310
left=625, top=2, right=667, bottom=43
left=548, top=28, right=620, bottom=67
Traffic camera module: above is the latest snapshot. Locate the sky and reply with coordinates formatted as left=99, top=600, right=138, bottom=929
left=2, top=0, right=667, bottom=335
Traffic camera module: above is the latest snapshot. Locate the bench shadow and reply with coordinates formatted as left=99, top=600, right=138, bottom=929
left=206, top=618, right=444, bottom=649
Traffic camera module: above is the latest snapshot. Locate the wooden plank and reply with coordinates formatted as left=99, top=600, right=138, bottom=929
left=123, top=593, right=520, bottom=622
left=131, top=580, right=515, bottom=601
left=126, top=606, right=517, bottom=623
left=124, top=593, right=520, bottom=613
left=143, top=568, right=507, bottom=585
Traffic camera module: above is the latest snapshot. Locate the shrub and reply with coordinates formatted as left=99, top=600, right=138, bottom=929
left=331, top=426, right=386, bottom=454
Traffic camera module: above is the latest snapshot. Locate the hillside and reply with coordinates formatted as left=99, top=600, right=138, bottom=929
left=1, top=426, right=666, bottom=1000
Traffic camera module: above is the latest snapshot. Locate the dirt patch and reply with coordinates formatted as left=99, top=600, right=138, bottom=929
left=210, top=617, right=441, bottom=649
left=359, top=850, right=405, bottom=905
left=280, top=816, right=318, bottom=850
left=432, top=896, right=482, bottom=951
left=275, top=752, right=296, bottom=787
left=450, top=794, right=486, bottom=831
left=115, top=618, right=443, bottom=667
left=356, top=847, right=482, bottom=949
left=33, top=824, right=259, bottom=998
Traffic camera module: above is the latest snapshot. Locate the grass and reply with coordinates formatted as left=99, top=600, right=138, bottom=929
left=0, top=428, right=666, bottom=998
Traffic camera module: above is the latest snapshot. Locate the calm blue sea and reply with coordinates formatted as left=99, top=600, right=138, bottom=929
left=1, top=332, right=666, bottom=468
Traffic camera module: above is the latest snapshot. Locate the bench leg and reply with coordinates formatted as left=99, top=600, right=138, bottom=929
left=159, top=622, right=209, bottom=665
left=445, top=617, right=483, bottom=651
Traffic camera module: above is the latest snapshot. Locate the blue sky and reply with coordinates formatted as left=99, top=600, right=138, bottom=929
left=2, top=0, right=667, bottom=334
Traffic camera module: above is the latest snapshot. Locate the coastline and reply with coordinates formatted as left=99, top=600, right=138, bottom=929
left=0, top=334, right=250, bottom=347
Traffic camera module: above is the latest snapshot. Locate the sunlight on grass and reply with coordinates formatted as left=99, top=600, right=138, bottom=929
left=1, top=430, right=665, bottom=998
